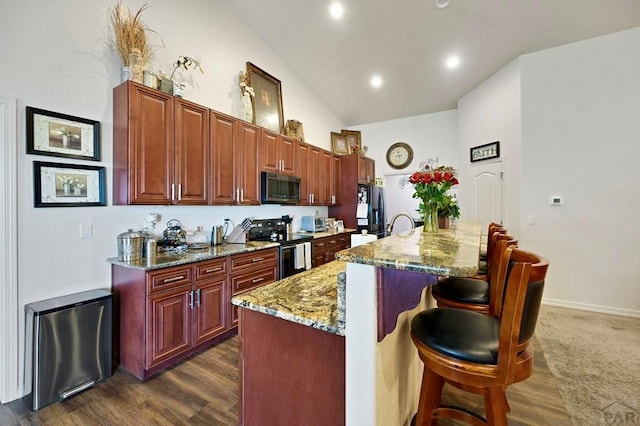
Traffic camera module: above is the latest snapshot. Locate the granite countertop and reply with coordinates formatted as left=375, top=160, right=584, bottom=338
left=335, top=222, right=482, bottom=277
left=230, top=223, right=481, bottom=336
left=231, top=261, right=347, bottom=336
left=107, top=241, right=279, bottom=271
left=295, top=228, right=357, bottom=239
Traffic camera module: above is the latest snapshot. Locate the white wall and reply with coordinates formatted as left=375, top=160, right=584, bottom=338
left=519, top=28, right=640, bottom=315
left=457, top=59, right=522, bottom=230
left=349, top=110, right=459, bottom=225
left=350, top=110, right=459, bottom=179
left=0, top=0, right=344, bottom=397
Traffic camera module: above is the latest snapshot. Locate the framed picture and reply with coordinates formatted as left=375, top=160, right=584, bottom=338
left=26, top=107, right=100, bottom=161
left=33, top=161, right=106, bottom=207
left=331, top=132, right=350, bottom=155
left=341, top=130, right=361, bottom=154
left=470, top=141, right=500, bottom=162
left=246, top=62, right=284, bottom=134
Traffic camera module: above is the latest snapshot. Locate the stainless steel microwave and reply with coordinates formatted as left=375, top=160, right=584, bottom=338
left=261, top=172, right=301, bottom=204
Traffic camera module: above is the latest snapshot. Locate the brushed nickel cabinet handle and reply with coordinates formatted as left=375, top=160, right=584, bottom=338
left=163, top=275, right=185, bottom=283
left=205, top=267, right=222, bottom=273
left=196, top=289, right=201, bottom=307
left=252, top=257, right=264, bottom=262
left=252, top=277, right=264, bottom=284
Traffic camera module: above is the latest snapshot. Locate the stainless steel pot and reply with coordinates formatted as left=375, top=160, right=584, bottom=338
left=117, top=229, right=144, bottom=262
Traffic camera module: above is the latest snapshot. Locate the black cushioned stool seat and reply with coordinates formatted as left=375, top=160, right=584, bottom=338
left=411, top=308, right=499, bottom=365
left=432, top=277, right=489, bottom=305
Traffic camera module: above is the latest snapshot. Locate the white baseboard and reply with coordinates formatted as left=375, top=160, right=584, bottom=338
left=542, top=298, right=640, bottom=318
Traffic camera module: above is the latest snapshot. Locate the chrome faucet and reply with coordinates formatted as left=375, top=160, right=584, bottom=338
left=386, top=213, right=415, bottom=234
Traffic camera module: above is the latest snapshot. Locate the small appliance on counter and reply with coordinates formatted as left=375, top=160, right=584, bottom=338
left=158, top=219, right=187, bottom=253
left=300, top=216, right=328, bottom=233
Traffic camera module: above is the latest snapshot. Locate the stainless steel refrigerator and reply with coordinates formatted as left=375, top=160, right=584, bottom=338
left=356, top=184, right=386, bottom=238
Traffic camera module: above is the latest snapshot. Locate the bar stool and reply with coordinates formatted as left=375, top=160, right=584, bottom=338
left=477, top=224, right=505, bottom=275
left=410, top=248, right=549, bottom=425
left=479, top=222, right=503, bottom=261
left=432, top=234, right=517, bottom=314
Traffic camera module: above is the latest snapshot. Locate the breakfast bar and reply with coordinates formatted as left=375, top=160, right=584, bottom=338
left=232, top=222, right=482, bottom=425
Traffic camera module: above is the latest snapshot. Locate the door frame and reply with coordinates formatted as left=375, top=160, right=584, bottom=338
left=0, top=96, right=20, bottom=402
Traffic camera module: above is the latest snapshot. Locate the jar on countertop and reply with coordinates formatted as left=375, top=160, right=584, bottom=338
left=117, top=229, right=144, bottom=262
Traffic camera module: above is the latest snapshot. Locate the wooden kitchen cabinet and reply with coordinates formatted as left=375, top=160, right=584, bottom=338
left=295, top=141, right=310, bottom=205
left=319, top=151, right=341, bottom=206
left=112, top=257, right=228, bottom=380
left=261, top=129, right=295, bottom=175
left=210, top=111, right=260, bottom=205
left=358, top=155, right=376, bottom=184
left=113, top=81, right=209, bottom=205
left=311, top=233, right=353, bottom=268
left=305, top=145, right=323, bottom=205
left=228, top=248, right=279, bottom=327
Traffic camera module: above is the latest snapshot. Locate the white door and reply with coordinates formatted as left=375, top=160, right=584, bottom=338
left=471, top=160, right=503, bottom=229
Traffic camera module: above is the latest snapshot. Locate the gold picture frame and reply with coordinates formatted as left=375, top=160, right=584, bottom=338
left=341, top=129, right=361, bottom=154
left=246, top=62, right=285, bottom=133
left=331, top=132, right=350, bottom=155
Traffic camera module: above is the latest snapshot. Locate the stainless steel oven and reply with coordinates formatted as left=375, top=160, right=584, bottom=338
left=246, top=218, right=313, bottom=279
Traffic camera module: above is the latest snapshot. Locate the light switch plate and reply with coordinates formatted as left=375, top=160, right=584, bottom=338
left=79, top=223, right=92, bottom=238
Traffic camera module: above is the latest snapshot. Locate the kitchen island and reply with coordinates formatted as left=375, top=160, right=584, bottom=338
left=232, top=222, right=482, bottom=425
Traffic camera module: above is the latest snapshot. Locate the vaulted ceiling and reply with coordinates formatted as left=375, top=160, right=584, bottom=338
left=228, top=0, right=640, bottom=126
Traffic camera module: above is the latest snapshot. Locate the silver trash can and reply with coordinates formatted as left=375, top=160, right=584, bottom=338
left=23, top=289, right=113, bottom=411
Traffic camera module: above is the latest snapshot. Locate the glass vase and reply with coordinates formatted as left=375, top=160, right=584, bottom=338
left=422, top=202, right=439, bottom=233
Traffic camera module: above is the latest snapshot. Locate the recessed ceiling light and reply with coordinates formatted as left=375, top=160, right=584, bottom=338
left=446, top=56, right=460, bottom=69
left=434, top=0, right=451, bottom=9
left=370, top=75, right=383, bottom=88
left=329, top=2, right=344, bottom=19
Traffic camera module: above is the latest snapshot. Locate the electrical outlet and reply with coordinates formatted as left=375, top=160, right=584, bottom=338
left=527, top=215, right=535, bottom=225
left=79, top=223, right=92, bottom=238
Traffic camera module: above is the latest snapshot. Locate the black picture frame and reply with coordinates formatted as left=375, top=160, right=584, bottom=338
left=470, top=141, right=500, bottom=163
left=33, top=161, right=106, bottom=207
left=26, top=106, right=101, bottom=161
left=246, top=62, right=285, bottom=134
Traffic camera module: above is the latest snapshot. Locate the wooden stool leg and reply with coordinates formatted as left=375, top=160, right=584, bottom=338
left=415, top=367, right=444, bottom=426
left=484, top=387, right=509, bottom=426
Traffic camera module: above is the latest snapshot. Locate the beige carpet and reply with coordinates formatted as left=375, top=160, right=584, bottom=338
left=535, top=305, right=640, bottom=426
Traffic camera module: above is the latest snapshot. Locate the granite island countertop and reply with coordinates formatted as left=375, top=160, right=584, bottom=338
left=107, top=241, right=279, bottom=271
left=231, top=223, right=481, bottom=336
left=232, top=261, right=347, bottom=336
left=335, top=222, right=482, bottom=277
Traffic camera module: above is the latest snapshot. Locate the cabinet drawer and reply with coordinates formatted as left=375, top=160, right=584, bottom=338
left=231, top=266, right=278, bottom=295
left=147, top=265, right=193, bottom=294
left=194, top=258, right=227, bottom=281
left=229, top=248, right=278, bottom=273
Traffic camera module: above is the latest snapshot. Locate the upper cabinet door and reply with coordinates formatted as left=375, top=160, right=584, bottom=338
left=236, top=121, right=261, bottom=205
left=280, top=135, right=296, bottom=175
left=114, top=82, right=174, bottom=205
left=260, top=129, right=280, bottom=173
left=175, top=99, right=210, bottom=205
left=210, top=111, right=237, bottom=205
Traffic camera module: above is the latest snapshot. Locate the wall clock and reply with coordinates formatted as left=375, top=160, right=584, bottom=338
left=386, top=142, right=414, bottom=169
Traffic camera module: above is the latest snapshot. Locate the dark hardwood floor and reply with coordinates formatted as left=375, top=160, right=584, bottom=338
left=1, top=336, right=571, bottom=425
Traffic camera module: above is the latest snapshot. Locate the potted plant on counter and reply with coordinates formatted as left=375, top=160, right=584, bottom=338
left=437, top=194, right=460, bottom=229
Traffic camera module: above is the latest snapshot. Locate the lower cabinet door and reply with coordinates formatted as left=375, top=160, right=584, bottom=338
left=193, top=277, right=227, bottom=345
left=147, top=286, right=192, bottom=368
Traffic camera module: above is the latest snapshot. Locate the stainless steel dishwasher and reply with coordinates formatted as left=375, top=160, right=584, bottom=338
left=23, top=289, right=113, bottom=411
